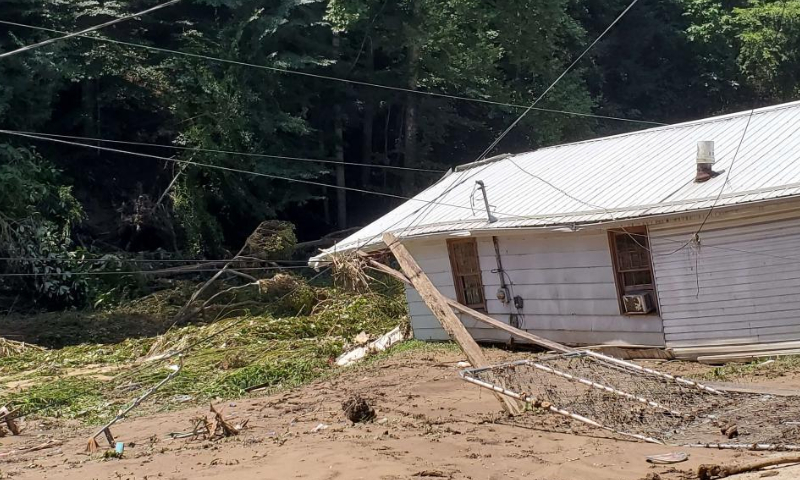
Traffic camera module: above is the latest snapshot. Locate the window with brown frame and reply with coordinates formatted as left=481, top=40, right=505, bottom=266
left=608, top=227, right=657, bottom=313
left=447, top=238, right=486, bottom=311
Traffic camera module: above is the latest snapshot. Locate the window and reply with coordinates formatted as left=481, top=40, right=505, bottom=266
left=447, top=238, right=486, bottom=310
left=608, top=227, right=657, bottom=313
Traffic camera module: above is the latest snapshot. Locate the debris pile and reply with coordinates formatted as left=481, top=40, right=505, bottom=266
left=342, top=395, right=375, bottom=423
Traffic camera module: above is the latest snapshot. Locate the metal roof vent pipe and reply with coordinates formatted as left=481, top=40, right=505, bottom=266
left=695, top=140, right=717, bottom=183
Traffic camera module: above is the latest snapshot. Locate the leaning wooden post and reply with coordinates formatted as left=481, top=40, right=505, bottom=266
left=382, top=233, right=521, bottom=415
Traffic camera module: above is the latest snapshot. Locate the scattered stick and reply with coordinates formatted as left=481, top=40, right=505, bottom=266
left=698, top=454, right=800, bottom=479
left=86, top=361, right=182, bottom=453
left=187, top=404, right=248, bottom=440
left=0, top=439, right=62, bottom=458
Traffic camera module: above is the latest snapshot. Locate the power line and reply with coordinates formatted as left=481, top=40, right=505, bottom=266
left=0, top=129, right=480, bottom=213
left=16, top=131, right=445, bottom=173
left=476, top=0, right=642, bottom=161
left=0, top=265, right=314, bottom=277
left=0, top=0, right=181, bottom=59
left=0, top=20, right=665, bottom=127
left=0, top=257, right=328, bottom=264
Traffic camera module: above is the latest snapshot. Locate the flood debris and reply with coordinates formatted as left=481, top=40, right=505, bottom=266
left=0, top=405, right=20, bottom=436
left=0, top=439, right=62, bottom=458
left=87, top=362, right=183, bottom=453
left=646, top=452, right=688, bottom=464
left=335, top=326, right=407, bottom=367
left=342, top=395, right=375, bottom=423
left=178, top=403, right=249, bottom=441
left=698, top=453, right=800, bottom=479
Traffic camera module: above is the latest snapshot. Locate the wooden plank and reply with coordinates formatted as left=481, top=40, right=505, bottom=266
left=447, top=302, right=574, bottom=353
left=382, top=234, right=521, bottom=415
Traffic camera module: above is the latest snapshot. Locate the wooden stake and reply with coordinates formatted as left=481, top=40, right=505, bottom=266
left=382, top=233, right=521, bottom=415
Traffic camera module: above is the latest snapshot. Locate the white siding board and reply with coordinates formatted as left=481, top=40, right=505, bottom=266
left=485, top=298, right=622, bottom=316
left=406, top=232, right=664, bottom=346
left=664, top=309, right=800, bottom=328
left=658, top=271, right=800, bottom=295
left=665, top=317, right=800, bottom=334
left=482, top=267, right=617, bottom=285
left=651, top=213, right=800, bottom=350
left=660, top=286, right=800, bottom=307
left=477, top=251, right=613, bottom=269
left=483, top=283, right=621, bottom=300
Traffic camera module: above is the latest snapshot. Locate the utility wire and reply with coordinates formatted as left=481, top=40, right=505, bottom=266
left=0, top=0, right=181, bottom=59
left=475, top=0, right=642, bottom=161
left=0, top=20, right=665, bottom=127
left=662, top=108, right=756, bottom=256
left=0, top=129, right=486, bottom=214
left=0, top=257, right=329, bottom=264
left=14, top=131, right=445, bottom=173
left=0, top=265, right=314, bottom=277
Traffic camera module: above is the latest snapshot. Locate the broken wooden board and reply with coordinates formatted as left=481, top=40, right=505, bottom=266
left=336, top=326, right=406, bottom=366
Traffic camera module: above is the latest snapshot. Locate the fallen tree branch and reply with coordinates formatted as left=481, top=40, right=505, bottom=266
left=86, top=361, right=183, bottom=452
left=226, top=270, right=258, bottom=283
left=698, top=454, right=800, bottom=479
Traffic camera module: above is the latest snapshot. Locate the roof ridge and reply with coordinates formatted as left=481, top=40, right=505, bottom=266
left=461, top=99, right=800, bottom=167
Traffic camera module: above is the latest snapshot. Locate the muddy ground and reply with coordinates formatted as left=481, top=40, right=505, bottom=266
left=2, top=349, right=799, bottom=480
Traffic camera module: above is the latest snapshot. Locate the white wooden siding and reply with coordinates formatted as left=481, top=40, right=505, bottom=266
left=649, top=212, right=800, bottom=353
left=404, top=232, right=665, bottom=347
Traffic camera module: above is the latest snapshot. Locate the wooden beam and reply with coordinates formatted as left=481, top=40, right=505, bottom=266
left=448, top=302, right=574, bottom=354
left=364, top=255, right=573, bottom=354
left=381, top=234, right=521, bottom=416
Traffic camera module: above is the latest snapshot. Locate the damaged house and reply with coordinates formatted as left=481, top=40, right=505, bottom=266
left=311, top=101, right=800, bottom=360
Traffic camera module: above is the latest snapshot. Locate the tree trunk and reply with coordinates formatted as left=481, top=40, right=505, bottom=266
left=402, top=42, right=419, bottom=195
left=332, top=32, right=347, bottom=229
left=334, top=110, right=347, bottom=229
left=360, top=46, right=375, bottom=188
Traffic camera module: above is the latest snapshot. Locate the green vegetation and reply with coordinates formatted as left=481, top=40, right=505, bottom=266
left=0, top=275, right=410, bottom=424
left=4, top=0, right=799, bottom=310
left=701, top=356, right=800, bottom=381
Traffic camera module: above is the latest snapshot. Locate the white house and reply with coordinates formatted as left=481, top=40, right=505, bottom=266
left=311, top=101, right=800, bottom=359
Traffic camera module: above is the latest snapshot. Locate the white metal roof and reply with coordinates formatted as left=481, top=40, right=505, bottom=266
left=312, top=100, right=800, bottom=262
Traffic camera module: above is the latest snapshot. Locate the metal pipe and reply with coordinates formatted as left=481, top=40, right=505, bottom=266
left=583, top=350, right=724, bottom=395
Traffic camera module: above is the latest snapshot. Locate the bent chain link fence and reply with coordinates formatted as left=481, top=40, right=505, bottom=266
left=461, top=351, right=800, bottom=450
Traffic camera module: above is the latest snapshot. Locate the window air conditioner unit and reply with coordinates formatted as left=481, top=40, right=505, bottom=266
left=622, top=293, right=654, bottom=315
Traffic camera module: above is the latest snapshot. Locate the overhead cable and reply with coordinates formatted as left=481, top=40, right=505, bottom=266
left=475, top=0, right=642, bottom=160
left=16, top=131, right=445, bottom=173
left=0, top=0, right=181, bottom=59
left=0, top=265, right=313, bottom=277
left=0, top=129, right=479, bottom=213
left=0, top=20, right=665, bottom=127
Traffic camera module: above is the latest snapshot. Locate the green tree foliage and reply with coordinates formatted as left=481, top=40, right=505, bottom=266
left=1, top=0, right=799, bottom=308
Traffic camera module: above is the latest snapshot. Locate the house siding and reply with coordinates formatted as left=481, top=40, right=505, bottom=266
left=649, top=211, right=800, bottom=356
left=405, top=232, right=665, bottom=346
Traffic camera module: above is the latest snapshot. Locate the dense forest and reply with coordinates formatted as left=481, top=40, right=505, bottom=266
left=0, top=0, right=798, bottom=309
